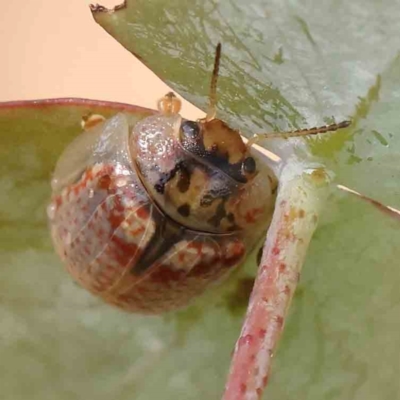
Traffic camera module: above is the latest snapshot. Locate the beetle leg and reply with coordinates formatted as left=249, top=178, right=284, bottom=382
left=81, top=113, right=106, bottom=130
left=157, top=92, right=182, bottom=116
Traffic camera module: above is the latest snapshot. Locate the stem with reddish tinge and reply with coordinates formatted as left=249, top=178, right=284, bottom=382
left=222, top=164, right=330, bottom=400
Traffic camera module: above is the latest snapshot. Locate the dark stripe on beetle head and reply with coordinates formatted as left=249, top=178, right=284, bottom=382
left=154, top=162, right=190, bottom=194
left=154, top=166, right=179, bottom=194
left=177, top=165, right=191, bottom=193
left=179, top=119, right=254, bottom=184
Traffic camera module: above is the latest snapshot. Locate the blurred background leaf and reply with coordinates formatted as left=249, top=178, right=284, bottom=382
left=1, top=0, right=400, bottom=399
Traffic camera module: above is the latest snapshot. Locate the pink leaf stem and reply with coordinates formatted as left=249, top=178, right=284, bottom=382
left=222, top=164, right=330, bottom=400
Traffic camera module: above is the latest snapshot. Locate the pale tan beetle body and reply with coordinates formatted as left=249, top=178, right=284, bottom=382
left=48, top=44, right=348, bottom=314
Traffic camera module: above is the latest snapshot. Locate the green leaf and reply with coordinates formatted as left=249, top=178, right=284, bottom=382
left=1, top=0, right=400, bottom=399
left=92, top=3, right=400, bottom=397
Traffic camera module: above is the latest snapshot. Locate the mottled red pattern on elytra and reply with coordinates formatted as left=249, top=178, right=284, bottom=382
left=50, top=163, right=247, bottom=313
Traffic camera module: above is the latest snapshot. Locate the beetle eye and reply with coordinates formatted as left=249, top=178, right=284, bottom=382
left=181, top=120, right=200, bottom=139
left=242, top=156, right=256, bottom=174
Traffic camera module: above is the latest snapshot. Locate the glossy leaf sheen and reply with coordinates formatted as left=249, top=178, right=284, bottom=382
left=1, top=0, right=400, bottom=399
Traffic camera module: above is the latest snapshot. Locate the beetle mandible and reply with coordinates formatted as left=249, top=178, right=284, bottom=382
left=48, top=44, right=349, bottom=314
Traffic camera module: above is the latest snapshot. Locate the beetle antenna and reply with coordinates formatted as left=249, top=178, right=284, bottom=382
left=205, top=43, right=222, bottom=121
left=247, top=120, right=351, bottom=148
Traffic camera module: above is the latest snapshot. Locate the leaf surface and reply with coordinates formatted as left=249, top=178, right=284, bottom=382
left=1, top=0, right=400, bottom=398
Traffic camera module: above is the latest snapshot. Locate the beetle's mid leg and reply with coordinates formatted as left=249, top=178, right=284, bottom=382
left=157, top=92, right=182, bottom=116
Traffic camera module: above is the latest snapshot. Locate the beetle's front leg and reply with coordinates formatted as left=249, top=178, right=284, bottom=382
left=157, top=92, right=182, bottom=116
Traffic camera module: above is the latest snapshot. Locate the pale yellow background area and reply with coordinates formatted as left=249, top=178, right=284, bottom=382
left=0, top=0, right=202, bottom=119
